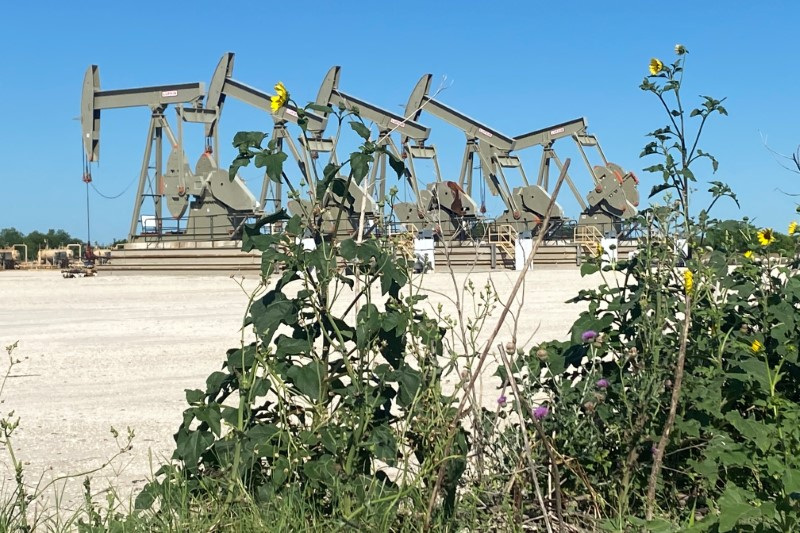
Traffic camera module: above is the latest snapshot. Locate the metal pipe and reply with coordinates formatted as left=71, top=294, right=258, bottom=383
left=12, top=243, right=27, bottom=263
left=67, top=243, right=82, bottom=261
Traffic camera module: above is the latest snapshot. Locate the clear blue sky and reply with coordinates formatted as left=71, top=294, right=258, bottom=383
left=1, top=1, right=799, bottom=244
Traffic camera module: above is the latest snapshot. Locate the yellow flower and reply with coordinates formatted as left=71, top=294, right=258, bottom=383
left=596, top=243, right=604, bottom=257
left=743, top=250, right=753, bottom=259
left=751, top=339, right=763, bottom=353
left=270, top=81, right=289, bottom=113
left=789, top=221, right=797, bottom=235
left=757, top=228, right=776, bottom=246
left=683, top=269, right=693, bottom=294
left=649, top=58, right=664, bottom=75
left=674, top=44, right=687, bottom=55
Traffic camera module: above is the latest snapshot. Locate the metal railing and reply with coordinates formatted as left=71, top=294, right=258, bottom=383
left=488, top=224, right=518, bottom=257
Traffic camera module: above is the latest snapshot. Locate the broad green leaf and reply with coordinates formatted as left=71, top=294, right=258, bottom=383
left=393, top=366, right=421, bottom=407
left=717, top=484, right=760, bottom=531
left=287, top=360, right=325, bottom=400
left=306, top=103, right=333, bottom=114
left=185, top=388, right=204, bottom=405
left=249, top=291, right=298, bottom=341
left=350, top=121, right=371, bottom=140
left=387, top=152, right=405, bottom=178
left=174, top=428, right=214, bottom=473
left=350, top=152, right=373, bottom=184
left=263, top=151, right=288, bottom=183
left=194, top=404, right=222, bottom=437
left=134, top=481, right=160, bottom=510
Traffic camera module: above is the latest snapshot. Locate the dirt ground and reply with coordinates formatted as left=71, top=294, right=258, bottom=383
left=0, top=268, right=607, bottom=510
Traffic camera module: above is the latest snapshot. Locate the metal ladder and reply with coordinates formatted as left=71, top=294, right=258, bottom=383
left=574, top=224, right=603, bottom=256
left=489, top=224, right=518, bottom=257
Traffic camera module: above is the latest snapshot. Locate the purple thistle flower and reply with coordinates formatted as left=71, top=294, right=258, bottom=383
left=497, top=394, right=507, bottom=406
left=533, top=406, right=549, bottom=420
left=596, top=378, right=610, bottom=389
left=581, top=330, right=598, bottom=343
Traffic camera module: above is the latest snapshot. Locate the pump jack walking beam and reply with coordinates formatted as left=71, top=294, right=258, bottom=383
left=176, top=53, right=329, bottom=212
left=405, top=73, right=516, bottom=205
left=81, top=66, right=206, bottom=240
left=313, top=66, right=431, bottom=208
left=514, top=117, right=640, bottom=231
left=405, top=74, right=561, bottom=230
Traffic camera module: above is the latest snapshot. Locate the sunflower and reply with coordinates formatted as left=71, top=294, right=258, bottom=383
left=757, top=228, right=776, bottom=246
left=751, top=339, right=763, bottom=353
left=789, top=221, right=797, bottom=236
left=649, top=58, right=664, bottom=75
left=674, top=44, right=687, bottom=55
left=683, top=269, right=693, bottom=294
left=743, top=250, right=753, bottom=259
left=270, top=81, right=289, bottom=113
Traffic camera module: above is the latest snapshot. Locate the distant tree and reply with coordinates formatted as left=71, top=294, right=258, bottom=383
left=44, top=228, right=77, bottom=249
left=0, top=227, right=24, bottom=248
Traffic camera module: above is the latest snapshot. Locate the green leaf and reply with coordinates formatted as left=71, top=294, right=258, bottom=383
left=261, top=151, right=288, bottom=183
left=185, top=389, right=205, bottom=404
left=580, top=262, right=599, bottom=276
left=350, top=152, right=373, bottom=184
left=287, top=360, right=325, bottom=401
left=388, top=152, right=405, bottom=178
left=232, top=131, right=267, bottom=149
left=241, top=210, right=289, bottom=252
left=783, top=468, right=800, bottom=497
left=174, top=428, right=214, bottom=473
left=306, top=103, right=333, bottom=114
left=733, top=358, right=771, bottom=392
left=724, top=411, right=771, bottom=452
left=249, top=291, right=299, bottom=341
left=393, top=366, right=422, bottom=408
left=194, top=405, right=222, bottom=437
left=134, top=481, right=160, bottom=510
left=649, top=183, right=674, bottom=198
left=350, top=121, right=371, bottom=140
left=717, top=484, right=760, bottom=531
left=229, top=154, right=252, bottom=180
left=339, top=238, right=357, bottom=260
left=205, top=371, right=230, bottom=398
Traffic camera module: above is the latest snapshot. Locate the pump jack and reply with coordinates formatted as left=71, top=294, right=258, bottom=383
left=312, top=66, right=482, bottom=236
left=81, top=65, right=258, bottom=242
left=184, top=52, right=338, bottom=222
left=404, top=74, right=562, bottom=236
left=513, top=117, right=639, bottom=235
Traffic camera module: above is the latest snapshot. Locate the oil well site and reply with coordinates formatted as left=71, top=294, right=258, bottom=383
left=10, top=52, right=638, bottom=275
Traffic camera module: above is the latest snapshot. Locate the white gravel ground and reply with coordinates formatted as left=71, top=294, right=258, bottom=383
left=0, top=268, right=607, bottom=510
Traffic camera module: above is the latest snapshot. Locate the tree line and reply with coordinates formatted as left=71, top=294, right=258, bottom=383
left=0, top=227, right=83, bottom=260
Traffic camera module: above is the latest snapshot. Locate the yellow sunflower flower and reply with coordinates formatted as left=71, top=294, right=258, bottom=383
left=270, top=81, right=289, bottom=113
left=683, top=269, right=693, bottom=294
left=751, top=339, right=763, bottom=353
left=743, top=250, right=753, bottom=259
left=789, top=221, right=797, bottom=236
left=757, top=228, right=776, bottom=246
left=649, top=58, right=664, bottom=75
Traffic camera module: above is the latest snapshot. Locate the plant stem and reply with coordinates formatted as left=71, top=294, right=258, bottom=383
left=423, top=159, right=571, bottom=528
left=645, top=293, right=691, bottom=519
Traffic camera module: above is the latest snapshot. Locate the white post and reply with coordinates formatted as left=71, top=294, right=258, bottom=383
left=414, top=237, right=435, bottom=272
left=515, top=237, right=533, bottom=271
